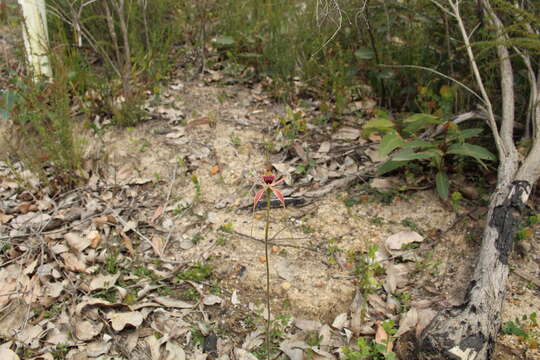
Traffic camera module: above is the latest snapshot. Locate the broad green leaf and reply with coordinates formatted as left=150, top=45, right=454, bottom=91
left=377, top=160, right=408, bottom=176
left=401, top=140, right=437, bottom=150
left=447, top=143, right=496, bottom=161
left=363, top=117, right=395, bottom=130
left=448, top=128, right=484, bottom=141
left=436, top=171, right=449, bottom=200
left=354, top=47, right=375, bottom=60
left=402, top=114, right=441, bottom=134
left=403, top=113, right=439, bottom=123
left=0, top=108, right=9, bottom=120
left=212, top=36, right=235, bottom=46
left=392, top=148, right=437, bottom=161
left=4, top=90, right=17, bottom=109
left=239, top=52, right=262, bottom=58
left=379, top=132, right=404, bottom=157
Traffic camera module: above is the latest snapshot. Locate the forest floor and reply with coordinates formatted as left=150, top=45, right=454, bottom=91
left=1, top=25, right=540, bottom=360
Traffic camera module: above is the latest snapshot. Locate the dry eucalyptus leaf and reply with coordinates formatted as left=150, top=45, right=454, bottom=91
left=60, top=253, right=87, bottom=273
left=164, top=341, right=186, bottom=360
left=87, top=231, right=102, bottom=249
left=385, top=231, right=423, bottom=251
left=374, top=322, right=393, bottom=353
left=234, top=348, right=258, bottom=360
left=416, top=308, right=437, bottom=339
left=241, top=330, right=263, bottom=351
left=16, top=325, right=43, bottom=348
left=279, top=339, right=304, bottom=360
left=107, top=311, right=144, bottom=331
left=295, top=319, right=321, bottom=332
left=395, top=307, right=418, bottom=337
left=274, top=258, right=295, bottom=282
left=89, top=273, right=120, bottom=291
left=367, top=293, right=388, bottom=316
left=384, top=263, right=412, bottom=293
left=65, top=232, right=91, bottom=252
left=153, top=296, right=195, bottom=309
left=86, top=341, right=111, bottom=357
left=146, top=335, right=162, bottom=360
left=331, top=313, right=348, bottom=330
left=151, top=235, right=165, bottom=256
left=0, top=349, right=19, bottom=360
left=75, top=320, right=103, bottom=341
left=332, top=126, right=360, bottom=140
left=202, top=294, right=222, bottom=306
left=349, top=290, right=367, bottom=334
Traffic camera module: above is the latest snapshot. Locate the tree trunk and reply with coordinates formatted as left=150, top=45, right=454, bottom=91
left=18, top=0, right=52, bottom=80
left=418, top=179, right=532, bottom=360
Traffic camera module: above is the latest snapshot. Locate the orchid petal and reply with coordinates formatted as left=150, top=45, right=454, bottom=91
left=272, top=178, right=285, bottom=186
left=253, top=188, right=266, bottom=209
left=271, top=187, right=286, bottom=208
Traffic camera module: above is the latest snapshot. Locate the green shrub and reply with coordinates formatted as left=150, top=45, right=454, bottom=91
left=365, top=109, right=496, bottom=200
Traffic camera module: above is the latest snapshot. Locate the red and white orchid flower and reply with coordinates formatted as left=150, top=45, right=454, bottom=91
left=253, top=173, right=286, bottom=210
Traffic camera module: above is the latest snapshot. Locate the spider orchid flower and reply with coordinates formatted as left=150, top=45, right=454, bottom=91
left=253, top=173, right=286, bottom=210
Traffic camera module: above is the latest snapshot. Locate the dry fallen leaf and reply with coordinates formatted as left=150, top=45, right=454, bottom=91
left=75, top=320, right=103, bottom=341
left=0, top=349, right=20, bottom=360
left=60, top=253, right=88, bottom=273
left=87, top=230, right=102, bottom=249
left=65, top=232, right=91, bottom=253
left=0, top=212, right=14, bottom=224
left=385, top=231, right=423, bottom=251
left=89, top=273, right=120, bottom=291
left=86, top=341, right=111, bottom=357
left=202, top=294, right=222, bottom=306
left=294, top=319, right=321, bottom=332
left=375, top=322, right=393, bottom=353
left=209, top=164, right=220, bottom=175
left=151, top=235, right=165, bottom=256
left=153, top=296, right=195, bottom=309
left=384, top=263, right=412, bottom=293
left=395, top=307, right=418, bottom=337
left=119, top=232, right=135, bottom=257
left=164, top=341, right=186, bottom=360
left=332, top=313, right=348, bottom=330
left=150, top=206, right=164, bottom=223
left=107, top=311, right=144, bottom=331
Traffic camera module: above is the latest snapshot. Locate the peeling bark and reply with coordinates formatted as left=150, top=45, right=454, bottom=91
left=418, top=181, right=531, bottom=360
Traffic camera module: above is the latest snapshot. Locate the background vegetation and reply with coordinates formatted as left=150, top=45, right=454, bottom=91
left=0, top=0, right=538, bottom=189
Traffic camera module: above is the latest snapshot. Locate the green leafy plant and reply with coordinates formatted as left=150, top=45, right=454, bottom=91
left=177, top=262, right=212, bottom=282
left=502, top=313, right=539, bottom=350
left=342, top=320, right=397, bottom=360
left=366, top=110, right=496, bottom=200
left=350, top=245, right=385, bottom=296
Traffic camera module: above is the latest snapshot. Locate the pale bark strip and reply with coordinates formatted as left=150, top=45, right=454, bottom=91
left=18, top=0, right=52, bottom=80
left=480, top=0, right=517, bottom=155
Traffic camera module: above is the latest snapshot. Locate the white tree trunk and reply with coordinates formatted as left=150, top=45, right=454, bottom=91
left=18, top=0, right=52, bottom=80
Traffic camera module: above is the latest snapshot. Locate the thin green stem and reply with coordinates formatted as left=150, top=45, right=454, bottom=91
left=264, top=189, right=271, bottom=360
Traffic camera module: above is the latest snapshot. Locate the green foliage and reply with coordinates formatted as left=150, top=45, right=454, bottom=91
left=502, top=313, right=539, bottom=350
left=218, top=223, right=234, bottom=233
left=342, top=320, right=397, bottom=360
left=278, top=106, right=308, bottom=140
left=368, top=108, right=495, bottom=200
left=351, top=245, right=385, bottom=295
left=2, top=71, right=86, bottom=188
left=177, top=263, right=212, bottom=282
